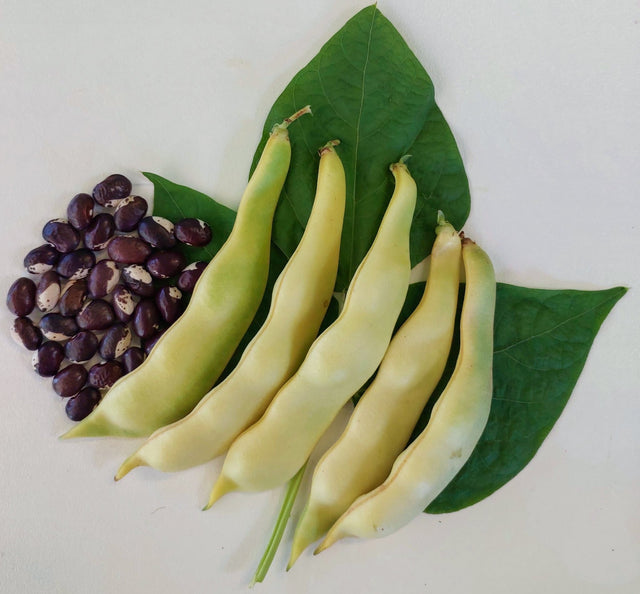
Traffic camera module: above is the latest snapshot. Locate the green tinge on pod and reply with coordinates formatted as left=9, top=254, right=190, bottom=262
left=61, top=106, right=311, bottom=439
left=114, top=139, right=346, bottom=478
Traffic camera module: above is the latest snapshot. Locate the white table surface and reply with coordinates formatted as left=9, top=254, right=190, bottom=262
left=1, top=1, right=639, bottom=593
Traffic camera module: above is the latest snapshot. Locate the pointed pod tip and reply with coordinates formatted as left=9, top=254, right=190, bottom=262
left=204, top=474, right=237, bottom=510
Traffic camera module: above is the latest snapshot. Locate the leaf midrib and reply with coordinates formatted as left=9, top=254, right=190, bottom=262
left=493, top=290, right=622, bottom=355
left=347, top=7, right=377, bottom=282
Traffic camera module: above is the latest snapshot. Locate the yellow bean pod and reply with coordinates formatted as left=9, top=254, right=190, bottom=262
left=288, top=212, right=461, bottom=567
left=114, top=141, right=346, bottom=478
left=317, top=238, right=495, bottom=552
left=61, top=107, right=311, bottom=439
left=205, top=159, right=417, bottom=509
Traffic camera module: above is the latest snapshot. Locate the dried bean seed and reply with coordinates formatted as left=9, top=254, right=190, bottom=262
left=155, top=286, right=182, bottom=324
left=132, top=299, right=161, bottom=339
left=32, top=341, right=65, bottom=376
left=65, top=387, right=101, bottom=421
left=56, top=249, right=95, bottom=279
left=24, top=244, right=60, bottom=274
left=111, top=285, right=137, bottom=322
left=59, top=279, right=88, bottom=316
left=87, top=260, right=120, bottom=298
left=6, top=277, right=36, bottom=316
left=121, top=265, right=154, bottom=297
left=83, top=213, right=115, bottom=250
left=76, top=299, right=115, bottom=331
left=146, top=250, right=186, bottom=279
left=122, top=347, right=145, bottom=373
left=114, top=195, right=148, bottom=231
left=177, top=261, right=207, bottom=292
left=36, top=271, right=61, bottom=312
left=175, top=218, right=212, bottom=247
left=42, top=219, right=80, bottom=253
left=39, top=313, right=78, bottom=341
left=52, top=364, right=88, bottom=397
left=138, top=216, right=176, bottom=249
left=88, top=360, right=123, bottom=389
left=107, top=236, right=152, bottom=264
left=67, top=193, right=94, bottom=230
left=10, top=317, right=42, bottom=350
left=65, top=330, right=99, bottom=362
left=92, top=174, right=132, bottom=207
left=99, top=324, right=132, bottom=360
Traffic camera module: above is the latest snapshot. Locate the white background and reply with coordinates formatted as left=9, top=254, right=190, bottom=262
left=1, top=1, right=639, bottom=593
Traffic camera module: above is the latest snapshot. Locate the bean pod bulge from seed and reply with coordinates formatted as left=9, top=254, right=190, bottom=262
left=205, top=157, right=416, bottom=507
left=115, top=139, right=346, bottom=479
left=289, top=211, right=462, bottom=568
left=317, top=238, right=496, bottom=552
left=61, top=106, right=310, bottom=439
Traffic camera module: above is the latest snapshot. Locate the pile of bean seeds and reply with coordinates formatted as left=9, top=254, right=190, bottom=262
left=6, top=174, right=211, bottom=422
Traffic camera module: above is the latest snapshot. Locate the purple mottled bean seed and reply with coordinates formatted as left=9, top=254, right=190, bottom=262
left=132, top=299, right=161, bottom=339
left=177, top=261, right=207, bottom=292
left=56, top=249, right=95, bottom=280
left=92, top=174, right=131, bottom=207
left=24, top=244, right=60, bottom=274
left=65, top=387, right=101, bottom=421
left=42, top=218, right=80, bottom=253
left=32, top=341, right=65, bottom=377
left=146, top=250, right=186, bottom=279
left=138, top=217, right=176, bottom=249
left=83, top=213, right=115, bottom=251
left=99, top=323, right=132, bottom=360
left=39, top=313, right=78, bottom=341
left=122, top=347, right=145, bottom=373
left=59, top=279, right=88, bottom=316
left=11, top=317, right=42, bottom=350
left=87, top=259, right=120, bottom=298
left=107, top=236, right=152, bottom=264
left=76, top=299, right=115, bottom=331
left=65, top=330, right=99, bottom=362
left=67, top=193, right=94, bottom=230
left=114, top=195, right=148, bottom=231
left=88, top=360, right=123, bottom=389
left=175, top=218, right=212, bottom=247
left=6, top=277, right=36, bottom=316
left=52, top=364, right=88, bottom=397
left=121, top=265, right=154, bottom=297
left=36, top=270, right=61, bottom=312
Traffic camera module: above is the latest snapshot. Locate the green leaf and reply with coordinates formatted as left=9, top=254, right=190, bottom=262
left=251, top=4, right=470, bottom=292
left=396, top=283, right=627, bottom=514
left=143, top=172, right=236, bottom=262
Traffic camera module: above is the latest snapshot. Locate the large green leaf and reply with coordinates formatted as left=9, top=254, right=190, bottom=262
left=251, top=4, right=470, bottom=292
left=395, top=283, right=627, bottom=514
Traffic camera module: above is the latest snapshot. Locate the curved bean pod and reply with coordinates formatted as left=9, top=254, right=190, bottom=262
left=288, top=212, right=461, bottom=567
left=317, top=238, right=495, bottom=552
left=114, top=141, right=346, bottom=478
left=205, top=159, right=417, bottom=509
left=61, top=106, right=311, bottom=439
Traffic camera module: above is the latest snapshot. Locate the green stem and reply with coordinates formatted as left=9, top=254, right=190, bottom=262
left=250, top=461, right=308, bottom=586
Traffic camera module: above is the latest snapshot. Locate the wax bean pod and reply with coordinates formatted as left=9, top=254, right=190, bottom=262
left=317, top=238, right=495, bottom=552
left=62, top=106, right=310, bottom=439
left=205, top=158, right=416, bottom=507
left=116, top=140, right=346, bottom=479
left=288, top=212, right=462, bottom=567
